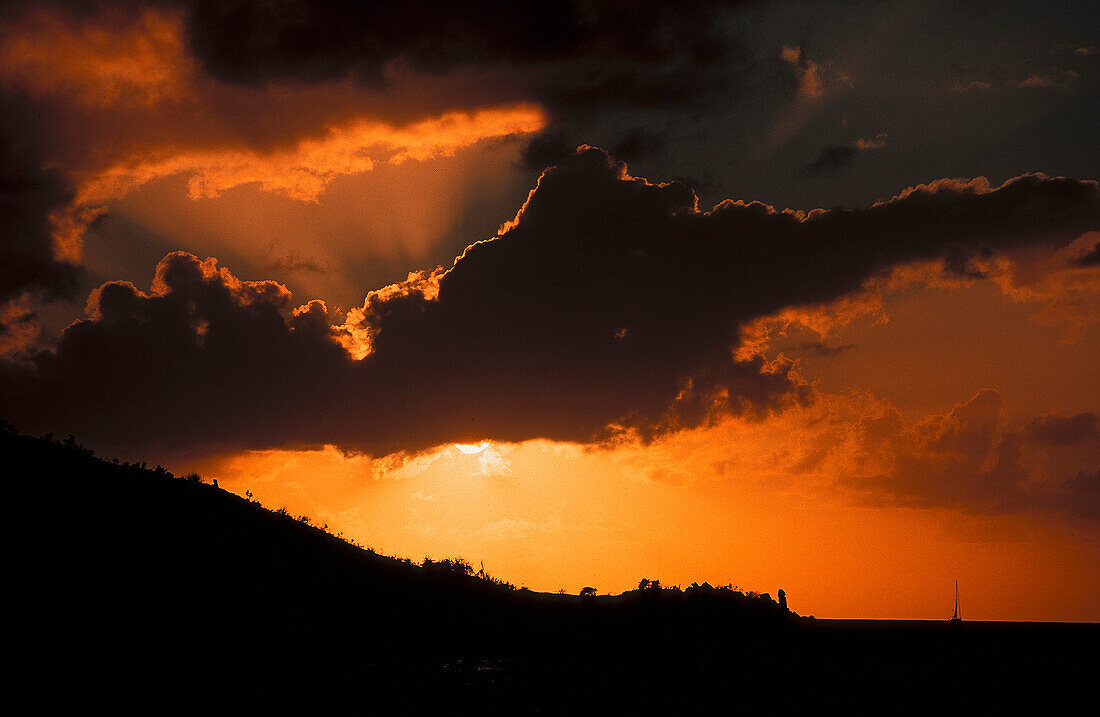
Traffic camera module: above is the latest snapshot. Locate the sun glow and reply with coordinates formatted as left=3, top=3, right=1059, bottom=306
left=454, top=441, right=491, bottom=454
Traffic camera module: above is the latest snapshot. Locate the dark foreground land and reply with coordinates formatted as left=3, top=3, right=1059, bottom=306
left=5, top=426, right=1094, bottom=711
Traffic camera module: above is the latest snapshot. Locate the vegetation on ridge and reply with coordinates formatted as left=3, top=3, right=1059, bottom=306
left=2, top=420, right=788, bottom=606
left=8, top=421, right=1086, bottom=710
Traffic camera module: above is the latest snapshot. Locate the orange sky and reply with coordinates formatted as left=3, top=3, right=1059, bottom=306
left=2, top=1, right=1098, bottom=622
left=193, top=430, right=1099, bottom=622
left=187, top=275, right=1100, bottom=621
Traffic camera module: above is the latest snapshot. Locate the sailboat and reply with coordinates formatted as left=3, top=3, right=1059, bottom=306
left=948, top=579, right=962, bottom=623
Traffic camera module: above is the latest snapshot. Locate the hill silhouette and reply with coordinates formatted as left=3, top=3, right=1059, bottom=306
left=5, top=423, right=1094, bottom=711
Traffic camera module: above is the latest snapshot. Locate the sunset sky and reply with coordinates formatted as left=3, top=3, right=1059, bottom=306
left=2, top=1, right=1098, bottom=621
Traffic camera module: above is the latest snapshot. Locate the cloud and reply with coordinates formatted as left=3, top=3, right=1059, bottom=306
left=950, top=80, right=993, bottom=93
left=965, top=230, right=1100, bottom=342
left=520, top=124, right=669, bottom=174
left=858, top=390, right=1028, bottom=510
left=477, top=446, right=513, bottom=477
left=0, top=2, right=552, bottom=280
left=264, top=255, right=330, bottom=276
left=0, top=252, right=357, bottom=451
left=0, top=295, right=41, bottom=362
left=50, top=104, right=545, bottom=263
left=1009, top=70, right=1079, bottom=90
left=184, top=0, right=753, bottom=113
left=185, top=0, right=724, bottom=80
left=0, top=4, right=194, bottom=107
left=852, top=134, right=888, bottom=151
left=803, top=144, right=856, bottom=176
left=2, top=148, right=1099, bottom=458
left=611, top=385, right=1100, bottom=520
left=0, top=124, right=80, bottom=301
left=804, top=134, right=887, bottom=176
left=835, top=391, right=1100, bottom=519
left=519, top=130, right=579, bottom=172
left=1062, top=468, right=1100, bottom=520
left=1025, top=413, right=1100, bottom=446
left=78, top=104, right=546, bottom=205
left=780, top=43, right=824, bottom=99
left=609, top=126, right=669, bottom=163
left=785, top=341, right=854, bottom=358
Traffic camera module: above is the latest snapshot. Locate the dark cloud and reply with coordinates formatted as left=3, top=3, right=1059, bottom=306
left=183, top=0, right=753, bottom=112
left=1079, top=244, right=1100, bottom=266
left=0, top=126, right=80, bottom=302
left=520, top=125, right=669, bottom=173
left=942, top=243, right=993, bottom=278
left=843, top=392, right=1100, bottom=519
left=1063, top=468, right=1100, bottom=520
left=0, top=252, right=355, bottom=451
left=787, top=341, right=854, bottom=358
left=264, top=255, right=330, bottom=275
left=803, top=144, right=857, bottom=176
left=610, top=127, right=668, bottom=163
left=184, top=0, right=734, bottom=77
left=519, top=130, right=578, bottom=172
left=0, top=296, right=40, bottom=361
left=804, top=135, right=888, bottom=177
left=849, top=390, right=1032, bottom=513
left=2, top=147, right=1099, bottom=458
left=1025, top=412, right=1100, bottom=446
